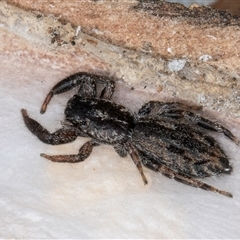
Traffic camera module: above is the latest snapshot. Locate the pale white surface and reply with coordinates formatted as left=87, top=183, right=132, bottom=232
left=1, top=63, right=240, bottom=239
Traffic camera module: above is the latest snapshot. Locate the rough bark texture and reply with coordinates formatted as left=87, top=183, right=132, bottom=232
left=1, top=0, right=240, bottom=119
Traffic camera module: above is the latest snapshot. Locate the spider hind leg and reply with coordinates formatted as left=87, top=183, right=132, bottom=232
left=142, top=157, right=233, bottom=198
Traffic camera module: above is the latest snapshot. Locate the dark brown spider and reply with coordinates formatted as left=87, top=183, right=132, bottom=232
left=21, top=72, right=239, bottom=198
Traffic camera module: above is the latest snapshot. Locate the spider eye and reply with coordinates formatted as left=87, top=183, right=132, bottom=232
left=80, top=118, right=90, bottom=127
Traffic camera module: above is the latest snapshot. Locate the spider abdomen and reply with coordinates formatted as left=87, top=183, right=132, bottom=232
left=132, top=120, right=232, bottom=178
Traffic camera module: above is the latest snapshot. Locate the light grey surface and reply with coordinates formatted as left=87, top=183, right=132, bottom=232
left=0, top=60, right=240, bottom=238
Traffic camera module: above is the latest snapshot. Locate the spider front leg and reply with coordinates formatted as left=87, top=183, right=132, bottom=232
left=142, top=157, right=233, bottom=198
left=22, top=109, right=100, bottom=163
left=21, top=109, right=79, bottom=144
left=40, top=72, right=115, bottom=113
left=41, top=141, right=99, bottom=163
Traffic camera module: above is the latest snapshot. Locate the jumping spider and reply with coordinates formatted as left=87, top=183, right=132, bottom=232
left=21, top=72, right=239, bottom=198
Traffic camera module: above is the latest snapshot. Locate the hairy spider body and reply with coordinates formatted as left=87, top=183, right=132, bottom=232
left=137, top=101, right=235, bottom=178
left=65, top=96, right=134, bottom=145
left=21, top=72, right=238, bottom=198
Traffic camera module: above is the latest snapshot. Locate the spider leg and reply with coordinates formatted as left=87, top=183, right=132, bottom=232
left=40, top=72, right=98, bottom=113
left=142, top=157, right=233, bottom=198
left=127, top=144, right=148, bottom=185
left=22, top=109, right=79, bottom=144
left=113, top=143, right=128, bottom=157
left=138, top=101, right=202, bottom=119
left=139, top=101, right=239, bottom=145
left=41, top=141, right=99, bottom=162
left=40, top=72, right=115, bottom=114
left=167, top=110, right=239, bottom=145
left=98, top=78, right=115, bottom=100
left=189, top=114, right=239, bottom=145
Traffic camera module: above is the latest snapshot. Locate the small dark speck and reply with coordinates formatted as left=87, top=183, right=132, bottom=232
left=131, top=87, right=135, bottom=90
left=71, top=41, right=76, bottom=45
left=144, top=86, right=147, bottom=89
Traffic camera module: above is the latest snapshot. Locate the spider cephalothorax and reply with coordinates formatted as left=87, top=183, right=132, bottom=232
left=21, top=72, right=239, bottom=198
